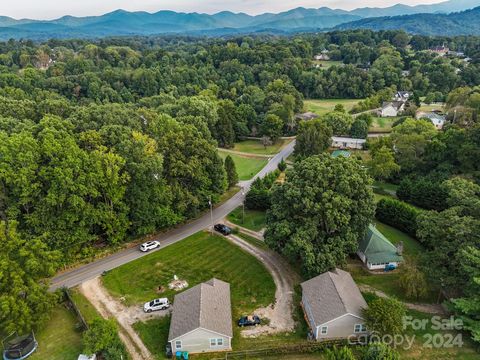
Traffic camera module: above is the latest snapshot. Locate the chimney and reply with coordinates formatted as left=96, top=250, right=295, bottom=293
left=396, top=242, right=404, bottom=256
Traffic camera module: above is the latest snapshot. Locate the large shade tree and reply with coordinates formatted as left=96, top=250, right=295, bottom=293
left=265, top=154, right=375, bottom=276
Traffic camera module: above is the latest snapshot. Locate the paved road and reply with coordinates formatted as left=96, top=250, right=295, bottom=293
left=49, top=140, right=296, bottom=290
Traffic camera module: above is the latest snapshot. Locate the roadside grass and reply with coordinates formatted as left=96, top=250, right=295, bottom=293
left=218, top=151, right=268, bottom=180
left=227, top=207, right=266, bottom=231
left=233, top=139, right=292, bottom=155
left=30, top=306, right=83, bottom=360
left=70, top=288, right=102, bottom=323
left=304, top=99, right=363, bottom=116
left=236, top=232, right=268, bottom=250
left=369, top=116, right=398, bottom=133
left=102, top=231, right=275, bottom=315
left=133, top=316, right=170, bottom=360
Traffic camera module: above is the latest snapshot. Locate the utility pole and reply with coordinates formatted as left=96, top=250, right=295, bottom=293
left=209, top=196, right=214, bottom=235
left=241, top=187, right=246, bottom=224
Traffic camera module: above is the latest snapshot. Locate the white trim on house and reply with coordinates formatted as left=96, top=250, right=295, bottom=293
left=169, top=327, right=232, bottom=343
left=318, top=313, right=365, bottom=327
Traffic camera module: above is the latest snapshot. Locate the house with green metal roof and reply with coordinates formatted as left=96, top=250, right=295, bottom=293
left=331, top=150, right=351, bottom=158
left=357, top=224, right=404, bottom=270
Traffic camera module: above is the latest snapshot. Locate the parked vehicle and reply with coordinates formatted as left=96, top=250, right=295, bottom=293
left=384, top=264, right=397, bottom=272
left=139, top=240, right=161, bottom=252
left=214, top=224, right=232, bottom=236
left=237, top=315, right=261, bottom=327
left=144, top=298, right=170, bottom=313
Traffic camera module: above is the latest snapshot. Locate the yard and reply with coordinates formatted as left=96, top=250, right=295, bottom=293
left=233, top=139, right=292, bottom=155
left=227, top=207, right=266, bottom=231
left=29, top=306, right=83, bottom=360
left=218, top=150, right=268, bottom=180
left=304, top=99, right=363, bottom=116
left=369, top=116, right=398, bottom=133
left=102, top=231, right=275, bottom=313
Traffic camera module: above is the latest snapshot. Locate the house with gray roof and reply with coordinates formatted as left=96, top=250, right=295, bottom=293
left=358, top=224, right=404, bottom=270
left=301, top=269, right=368, bottom=341
left=168, top=278, right=232, bottom=354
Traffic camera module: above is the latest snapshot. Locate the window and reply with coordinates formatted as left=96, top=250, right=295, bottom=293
left=354, top=324, right=367, bottom=333
left=175, top=340, right=182, bottom=349
left=210, top=338, right=224, bottom=347
left=320, top=326, right=328, bottom=335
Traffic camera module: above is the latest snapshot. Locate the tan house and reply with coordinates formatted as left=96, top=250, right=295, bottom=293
left=301, top=269, right=368, bottom=340
left=168, top=278, right=232, bottom=354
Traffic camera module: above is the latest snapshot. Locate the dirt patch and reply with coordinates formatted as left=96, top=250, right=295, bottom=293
left=80, top=277, right=169, bottom=360
left=227, top=234, right=300, bottom=337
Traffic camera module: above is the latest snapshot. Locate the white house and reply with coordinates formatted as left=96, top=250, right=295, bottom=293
left=358, top=224, right=404, bottom=270
left=168, top=279, right=232, bottom=354
left=380, top=101, right=405, bottom=117
left=394, top=91, right=411, bottom=102
left=417, top=112, right=446, bottom=129
left=331, top=136, right=366, bottom=150
left=301, top=269, right=369, bottom=340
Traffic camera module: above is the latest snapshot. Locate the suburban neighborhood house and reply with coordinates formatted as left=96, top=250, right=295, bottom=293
left=301, top=269, right=369, bottom=341
left=394, top=91, right=410, bottom=102
left=417, top=111, right=446, bottom=129
left=358, top=224, right=404, bottom=270
left=168, top=278, right=233, bottom=354
left=380, top=101, right=405, bottom=117
left=331, top=136, right=366, bottom=150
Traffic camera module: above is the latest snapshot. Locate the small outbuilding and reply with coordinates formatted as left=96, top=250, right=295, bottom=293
left=168, top=278, right=232, bottom=354
left=358, top=224, right=404, bottom=270
left=301, top=268, right=369, bottom=341
left=332, top=136, right=366, bottom=150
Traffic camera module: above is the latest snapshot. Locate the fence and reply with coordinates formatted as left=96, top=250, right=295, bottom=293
left=62, top=287, right=89, bottom=331
left=210, top=339, right=355, bottom=359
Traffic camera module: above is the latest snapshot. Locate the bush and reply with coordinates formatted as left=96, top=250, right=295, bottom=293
left=397, top=262, right=428, bottom=300
left=361, top=342, right=400, bottom=360
left=397, top=177, right=448, bottom=211
left=245, top=171, right=280, bottom=211
left=83, top=318, right=128, bottom=360
left=375, top=198, right=420, bottom=237
left=363, top=297, right=406, bottom=336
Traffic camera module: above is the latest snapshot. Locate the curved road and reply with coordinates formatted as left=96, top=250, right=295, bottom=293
left=49, top=140, right=296, bottom=290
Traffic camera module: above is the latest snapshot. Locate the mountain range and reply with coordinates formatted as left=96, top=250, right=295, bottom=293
left=0, top=0, right=479, bottom=40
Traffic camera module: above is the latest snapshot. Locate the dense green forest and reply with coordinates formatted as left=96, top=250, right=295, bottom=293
left=1, top=29, right=480, bottom=337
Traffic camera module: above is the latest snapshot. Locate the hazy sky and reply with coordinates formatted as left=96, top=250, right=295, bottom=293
left=1, top=0, right=446, bottom=20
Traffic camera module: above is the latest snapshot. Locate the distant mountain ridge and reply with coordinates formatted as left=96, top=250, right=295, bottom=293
left=0, top=0, right=479, bottom=40
left=336, top=6, right=480, bottom=36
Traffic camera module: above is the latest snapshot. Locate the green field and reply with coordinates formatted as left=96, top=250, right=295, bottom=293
left=134, top=317, right=170, bottom=359
left=103, top=231, right=275, bottom=314
left=418, top=103, right=445, bottom=113
left=304, top=98, right=363, bottom=116
left=30, top=306, right=83, bottom=360
left=227, top=207, right=266, bottom=231
left=218, top=151, right=268, bottom=180
left=370, top=116, right=398, bottom=133
left=233, top=139, right=292, bottom=155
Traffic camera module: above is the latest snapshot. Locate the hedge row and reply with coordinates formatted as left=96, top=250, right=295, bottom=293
left=375, top=198, right=421, bottom=238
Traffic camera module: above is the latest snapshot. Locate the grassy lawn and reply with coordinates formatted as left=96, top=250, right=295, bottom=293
left=370, top=116, right=398, bottom=133
left=70, top=288, right=102, bottom=323
left=373, top=181, right=398, bottom=196
left=237, top=232, right=269, bottom=250
left=233, top=139, right=292, bottom=155
left=227, top=207, right=266, bottom=231
left=30, top=306, right=83, bottom=360
left=304, top=99, right=363, bottom=116
left=418, top=103, right=445, bottom=113
left=134, top=316, right=170, bottom=360
left=103, top=231, right=275, bottom=314
left=218, top=151, right=268, bottom=181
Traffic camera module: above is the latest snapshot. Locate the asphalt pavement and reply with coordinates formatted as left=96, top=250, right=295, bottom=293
left=49, top=139, right=295, bottom=290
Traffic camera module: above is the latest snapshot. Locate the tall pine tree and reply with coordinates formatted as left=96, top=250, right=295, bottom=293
left=224, top=155, right=238, bottom=189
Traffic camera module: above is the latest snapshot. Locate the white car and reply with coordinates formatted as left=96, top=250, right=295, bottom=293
left=139, top=240, right=161, bottom=252
left=144, top=298, right=170, bottom=313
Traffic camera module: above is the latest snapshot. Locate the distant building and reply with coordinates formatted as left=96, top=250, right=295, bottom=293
left=331, top=137, right=366, bottom=150
left=168, top=279, right=232, bottom=354
left=301, top=268, right=369, bottom=340
left=295, top=112, right=319, bottom=121
left=394, top=91, right=411, bottom=102
left=429, top=45, right=449, bottom=56
left=314, top=49, right=330, bottom=61
left=380, top=101, right=405, bottom=117
left=358, top=224, right=404, bottom=270
left=417, top=112, right=446, bottom=129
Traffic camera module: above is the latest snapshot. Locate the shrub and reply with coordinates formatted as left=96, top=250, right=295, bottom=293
left=375, top=198, right=420, bottom=237
left=397, top=177, right=448, bottom=211
left=363, top=297, right=406, bottom=336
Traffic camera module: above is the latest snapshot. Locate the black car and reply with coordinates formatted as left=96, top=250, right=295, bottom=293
left=238, top=315, right=261, bottom=327
left=214, top=224, right=232, bottom=235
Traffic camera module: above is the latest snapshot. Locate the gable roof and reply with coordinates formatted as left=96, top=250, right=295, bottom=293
left=301, top=268, right=367, bottom=326
left=168, top=278, right=232, bottom=341
left=382, top=101, right=404, bottom=111
left=359, top=224, right=404, bottom=264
